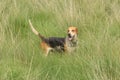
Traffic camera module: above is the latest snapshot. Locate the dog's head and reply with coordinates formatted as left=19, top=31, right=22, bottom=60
left=67, top=26, right=78, bottom=41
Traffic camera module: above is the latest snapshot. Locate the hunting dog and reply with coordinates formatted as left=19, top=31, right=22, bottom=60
left=29, top=20, right=78, bottom=56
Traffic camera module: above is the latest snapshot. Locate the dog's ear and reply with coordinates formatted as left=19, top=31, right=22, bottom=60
left=75, top=28, right=78, bottom=34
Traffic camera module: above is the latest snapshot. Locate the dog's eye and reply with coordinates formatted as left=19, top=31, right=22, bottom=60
left=68, top=30, right=69, bottom=32
left=72, top=30, right=75, bottom=32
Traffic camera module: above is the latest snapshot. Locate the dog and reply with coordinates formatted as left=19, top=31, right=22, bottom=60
left=28, top=20, right=78, bottom=56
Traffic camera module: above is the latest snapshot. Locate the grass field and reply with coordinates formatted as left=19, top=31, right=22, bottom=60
left=0, top=0, right=120, bottom=80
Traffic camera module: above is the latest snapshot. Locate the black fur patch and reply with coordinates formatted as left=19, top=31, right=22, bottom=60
left=44, top=37, right=65, bottom=51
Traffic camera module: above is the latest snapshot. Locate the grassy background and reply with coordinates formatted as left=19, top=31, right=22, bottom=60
left=0, top=0, right=120, bottom=80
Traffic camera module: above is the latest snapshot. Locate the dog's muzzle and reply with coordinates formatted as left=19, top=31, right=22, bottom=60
left=68, top=33, right=74, bottom=41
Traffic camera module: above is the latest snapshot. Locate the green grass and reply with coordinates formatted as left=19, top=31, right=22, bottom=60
left=0, top=0, right=120, bottom=80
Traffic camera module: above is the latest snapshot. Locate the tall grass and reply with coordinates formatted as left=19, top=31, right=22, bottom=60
left=0, top=0, right=120, bottom=80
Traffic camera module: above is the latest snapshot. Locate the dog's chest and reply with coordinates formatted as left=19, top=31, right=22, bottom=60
left=66, top=41, right=77, bottom=52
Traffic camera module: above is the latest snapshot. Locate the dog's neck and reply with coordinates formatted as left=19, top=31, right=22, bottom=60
left=65, top=36, right=78, bottom=47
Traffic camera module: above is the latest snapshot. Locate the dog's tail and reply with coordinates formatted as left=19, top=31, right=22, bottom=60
left=28, top=19, right=45, bottom=41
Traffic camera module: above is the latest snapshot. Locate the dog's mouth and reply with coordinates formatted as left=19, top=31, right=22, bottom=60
left=68, top=34, right=74, bottom=41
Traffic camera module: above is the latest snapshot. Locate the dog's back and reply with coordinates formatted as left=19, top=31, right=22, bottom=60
left=43, top=37, right=65, bottom=51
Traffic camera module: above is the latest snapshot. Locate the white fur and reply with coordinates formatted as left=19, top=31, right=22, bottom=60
left=28, top=19, right=39, bottom=35
left=65, top=36, right=78, bottom=53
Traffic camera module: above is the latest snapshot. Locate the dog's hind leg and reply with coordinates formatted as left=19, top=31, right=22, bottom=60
left=41, top=42, right=52, bottom=56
